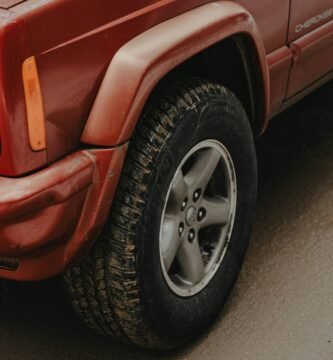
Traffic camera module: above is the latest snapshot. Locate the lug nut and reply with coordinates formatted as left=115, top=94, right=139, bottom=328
left=179, top=223, right=185, bottom=236
left=181, top=197, right=188, bottom=212
left=193, top=189, right=202, bottom=202
left=188, top=229, right=196, bottom=243
left=197, top=208, right=207, bottom=222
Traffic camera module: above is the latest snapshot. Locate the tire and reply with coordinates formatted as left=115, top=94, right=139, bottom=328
left=64, top=77, right=257, bottom=349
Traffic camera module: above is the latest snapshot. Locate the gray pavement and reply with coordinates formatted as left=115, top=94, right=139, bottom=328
left=0, top=82, right=333, bottom=360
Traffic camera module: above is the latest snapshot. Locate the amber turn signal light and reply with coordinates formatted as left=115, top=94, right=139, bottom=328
left=22, top=56, right=46, bottom=151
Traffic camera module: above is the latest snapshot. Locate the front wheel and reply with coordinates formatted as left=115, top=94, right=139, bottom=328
left=65, top=78, right=257, bottom=349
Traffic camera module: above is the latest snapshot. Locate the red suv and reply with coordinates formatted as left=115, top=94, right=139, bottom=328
left=0, top=0, right=332, bottom=349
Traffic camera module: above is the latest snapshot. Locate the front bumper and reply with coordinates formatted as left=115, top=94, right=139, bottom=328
left=0, top=144, right=127, bottom=281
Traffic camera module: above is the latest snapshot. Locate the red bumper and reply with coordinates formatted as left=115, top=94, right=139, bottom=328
left=0, top=144, right=127, bottom=281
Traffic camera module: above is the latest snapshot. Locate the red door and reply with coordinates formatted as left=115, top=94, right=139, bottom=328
left=287, top=1, right=333, bottom=97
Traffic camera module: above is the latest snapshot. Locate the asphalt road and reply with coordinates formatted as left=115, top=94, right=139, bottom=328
left=0, top=81, right=333, bottom=360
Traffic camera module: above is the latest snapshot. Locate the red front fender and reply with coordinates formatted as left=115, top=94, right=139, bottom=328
left=81, top=1, right=270, bottom=147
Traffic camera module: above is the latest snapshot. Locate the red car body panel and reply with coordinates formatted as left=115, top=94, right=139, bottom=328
left=81, top=2, right=269, bottom=147
left=0, top=0, right=331, bottom=280
left=0, top=144, right=127, bottom=280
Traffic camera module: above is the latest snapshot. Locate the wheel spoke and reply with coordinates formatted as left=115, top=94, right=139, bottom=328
left=185, top=148, right=221, bottom=192
left=177, top=237, right=205, bottom=285
left=200, top=197, right=231, bottom=229
left=161, top=215, right=183, bottom=271
left=167, top=169, right=188, bottom=211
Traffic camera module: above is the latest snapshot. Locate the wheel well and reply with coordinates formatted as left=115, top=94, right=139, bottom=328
left=159, top=35, right=265, bottom=135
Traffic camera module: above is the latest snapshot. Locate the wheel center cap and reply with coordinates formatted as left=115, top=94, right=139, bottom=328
left=186, top=206, right=196, bottom=226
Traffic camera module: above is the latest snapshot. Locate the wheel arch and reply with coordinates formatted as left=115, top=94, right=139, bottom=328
left=81, top=1, right=270, bottom=147
left=163, top=34, right=268, bottom=136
